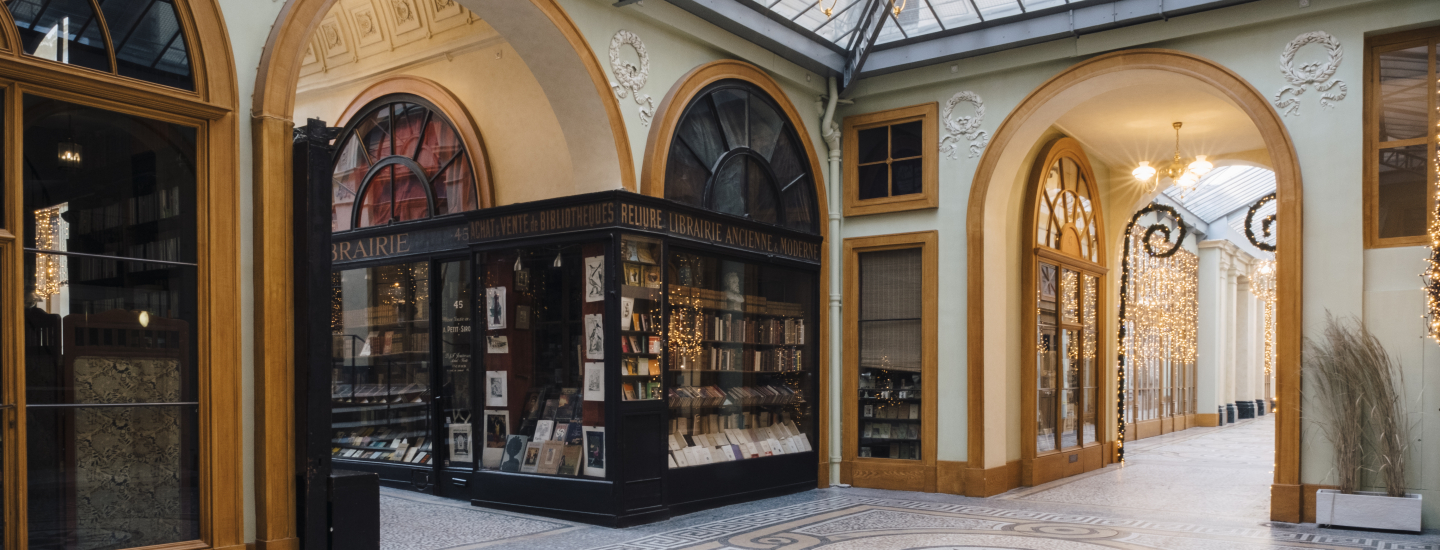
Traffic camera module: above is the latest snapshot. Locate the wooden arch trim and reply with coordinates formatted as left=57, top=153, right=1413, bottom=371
left=251, top=1, right=636, bottom=548
left=963, top=49, right=1303, bottom=523
left=639, top=58, right=832, bottom=486
left=640, top=59, right=828, bottom=213
left=335, top=75, right=496, bottom=210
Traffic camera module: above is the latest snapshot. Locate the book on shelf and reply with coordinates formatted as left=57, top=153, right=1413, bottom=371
left=536, top=440, right=565, bottom=474
left=557, top=444, right=583, bottom=476
left=555, top=388, right=580, bottom=420
left=519, top=442, right=543, bottom=473
left=621, top=383, right=638, bottom=401
left=534, top=420, right=555, bottom=442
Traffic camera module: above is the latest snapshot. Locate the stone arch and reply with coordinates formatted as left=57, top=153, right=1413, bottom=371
left=249, top=1, right=635, bottom=547
left=963, top=49, right=1303, bottom=522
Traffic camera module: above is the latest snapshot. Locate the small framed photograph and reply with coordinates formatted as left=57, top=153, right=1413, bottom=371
left=485, top=287, right=506, bottom=329
left=486, top=335, right=509, bottom=354
left=481, top=410, right=509, bottom=469
left=643, top=266, right=661, bottom=288
left=515, top=269, right=530, bottom=292
left=624, top=264, right=642, bottom=287
left=485, top=371, right=507, bottom=407
left=619, top=298, right=634, bottom=330
left=516, top=306, right=531, bottom=330
left=583, top=426, right=606, bottom=477
left=449, top=422, right=473, bottom=464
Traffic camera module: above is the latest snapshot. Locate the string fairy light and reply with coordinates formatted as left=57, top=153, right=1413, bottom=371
left=1241, top=193, right=1278, bottom=404
left=34, top=205, right=67, bottom=301
left=1115, top=203, right=1188, bottom=462
left=1426, top=145, right=1440, bottom=343
left=1250, top=261, right=1277, bottom=385
left=1123, top=225, right=1198, bottom=428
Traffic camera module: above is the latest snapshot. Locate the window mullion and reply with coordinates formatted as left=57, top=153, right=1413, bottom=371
left=85, top=0, right=119, bottom=73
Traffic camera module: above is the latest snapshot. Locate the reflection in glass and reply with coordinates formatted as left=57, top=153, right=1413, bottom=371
left=102, top=0, right=194, bottom=91
left=7, top=0, right=111, bottom=73
left=439, top=260, right=473, bottom=466
left=1377, top=45, right=1428, bottom=142
left=22, top=96, right=200, bottom=549
left=1036, top=262, right=1057, bottom=453
left=665, top=80, right=818, bottom=233
left=856, top=248, right=922, bottom=460
left=620, top=236, right=664, bottom=402
left=330, top=262, right=433, bottom=464
left=1377, top=144, right=1427, bottom=239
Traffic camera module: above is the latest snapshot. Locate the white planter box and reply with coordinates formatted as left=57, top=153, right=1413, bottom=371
left=1315, top=489, right=1423, bottom=532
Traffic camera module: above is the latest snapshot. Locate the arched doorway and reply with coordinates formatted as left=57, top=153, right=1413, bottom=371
left=250, top=1, right=635, bottom=546
left=1021, top=137, right=1108, bottom=487
left=963, top=49, right=1303, bottom=522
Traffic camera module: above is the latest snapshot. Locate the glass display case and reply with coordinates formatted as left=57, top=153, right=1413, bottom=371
left=855, top=248, right=923, bottom=461
left=665, top=249, right=815, bottom=468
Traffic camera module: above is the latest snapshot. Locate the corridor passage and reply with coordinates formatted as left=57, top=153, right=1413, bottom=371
left=378, top=413, right=1440, bottom=550
left=1001, top=415, right=1275, bottom=520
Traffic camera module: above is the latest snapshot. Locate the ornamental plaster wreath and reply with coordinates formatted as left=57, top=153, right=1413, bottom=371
left=609, top=30, right=656, bottom=126
left=939, top=91, right=990, bottom=159
left=1273, top=31, right=1347, bottom=117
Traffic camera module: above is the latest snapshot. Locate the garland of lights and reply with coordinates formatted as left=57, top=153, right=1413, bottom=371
left=1244, top=192, right=1278, bottom=252
left=1115, top=203, right=1187, bottom=462
left=34, top=206, right=66, bottom=301
left=1124, top=234, right=1198, bottom=425
left=1427, top=150, right=1440, bottom=343
left=1249, top=260, right=1277, bottom=383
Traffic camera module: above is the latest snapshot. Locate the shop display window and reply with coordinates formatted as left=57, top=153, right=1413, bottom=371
left=665, top=248, right=816, bottom=468
left=620, top=236, right=664, bottom=401
left=330, top=262, right=434, bottom=464
left=855, top=248, right=923, bottom=460
left=478, top=242, right=607, bottom=478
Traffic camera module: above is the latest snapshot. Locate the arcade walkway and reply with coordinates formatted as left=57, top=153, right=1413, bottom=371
left=379, top=415, right=1439, bottom=550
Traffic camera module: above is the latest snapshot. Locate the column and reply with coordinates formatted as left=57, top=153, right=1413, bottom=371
left=1223, top=267, right=1239, bottom=424
left=1235, top=276, right=1255, bottom=419
left=1195, top=241, right=1229, bottom=426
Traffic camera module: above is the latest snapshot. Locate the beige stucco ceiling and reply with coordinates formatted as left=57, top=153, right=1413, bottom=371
left=1054, top=71, right=1268, bottom=174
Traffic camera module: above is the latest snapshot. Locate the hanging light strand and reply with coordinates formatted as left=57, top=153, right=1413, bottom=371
left=1115, top=203, right=1188, bottom=463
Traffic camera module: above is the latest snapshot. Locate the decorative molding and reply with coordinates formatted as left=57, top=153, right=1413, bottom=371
left=1273, top=31, right=1347, bottom=117
left=392, top=0, right=415, bottom=23
left=939, top=91, right=989, bottom=159
left=608, top=30, right=655, bottom=126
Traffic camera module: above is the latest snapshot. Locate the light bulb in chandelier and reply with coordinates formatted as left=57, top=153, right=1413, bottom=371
left=1188, top=155, right=1213, bottom=176
left=58, top=141, right=82, bottom=170
left=1132, top=162, right=1156, bottom=182
left=1175, top=170, right=1200, bottom=192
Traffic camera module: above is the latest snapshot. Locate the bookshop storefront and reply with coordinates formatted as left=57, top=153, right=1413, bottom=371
left=329, top=189, right=823, bottom=525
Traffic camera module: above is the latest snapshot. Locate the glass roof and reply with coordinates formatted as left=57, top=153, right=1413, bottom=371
left=1161, top=165, right=1275, bottom=224
left=678, top=0, right=1259, bottom=85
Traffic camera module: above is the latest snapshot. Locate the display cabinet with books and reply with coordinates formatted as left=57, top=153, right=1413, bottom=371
left=620, top=235, right=664, bottom=402
left=664, top=251, right=817, bottom=474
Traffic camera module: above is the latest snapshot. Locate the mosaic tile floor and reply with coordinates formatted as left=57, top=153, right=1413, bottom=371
left=381, top=414, right=1440, bottom=550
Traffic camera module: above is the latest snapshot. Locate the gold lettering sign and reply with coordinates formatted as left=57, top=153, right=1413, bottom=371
left=332, top=233, right=414, bottom=262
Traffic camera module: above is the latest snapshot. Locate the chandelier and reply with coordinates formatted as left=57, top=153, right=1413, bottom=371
left=1131, top=122, right=1213, bottom=197
left=817, top=0, right=904, bottom=17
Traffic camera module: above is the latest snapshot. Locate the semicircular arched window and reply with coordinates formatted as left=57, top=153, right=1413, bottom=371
left=1036, top=155, right=1100, bottom=264
left=6, top=0, right=196, bottom=90
left=331, top=94, right=479, bottom=232
left=664, top=79, right=818, bottom=234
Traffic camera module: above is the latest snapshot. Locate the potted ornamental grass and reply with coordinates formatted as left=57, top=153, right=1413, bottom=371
left=1306, top=315, right=1421, bottom=532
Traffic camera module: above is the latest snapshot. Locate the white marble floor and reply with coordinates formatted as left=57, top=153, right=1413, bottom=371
left=1002, top=415, right=1276, bottom=520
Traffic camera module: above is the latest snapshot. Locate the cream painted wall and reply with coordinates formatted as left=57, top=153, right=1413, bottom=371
left=294, top=29, right=577, bottom=206
left=826, top=0, right=1438, bottom=523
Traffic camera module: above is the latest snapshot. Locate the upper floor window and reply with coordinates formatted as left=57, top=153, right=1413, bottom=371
left=331, top=94, right=479, bottom=232
left=6, top=0, right=195, bottom=90
left=1365, top=26, right=1439, bottom=248
left=663, top=79, right=819, bottom=234
left=842, top=103, right=938, bottom=216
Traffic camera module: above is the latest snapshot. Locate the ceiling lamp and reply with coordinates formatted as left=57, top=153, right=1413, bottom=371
left=819, top=0, right=837, bottom=16
left=891, top=0, right=906, bottom=16
left=1132, top=122, right=1211, bottom=197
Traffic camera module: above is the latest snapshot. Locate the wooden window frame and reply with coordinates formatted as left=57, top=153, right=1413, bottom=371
left=840, top=231, right=938, bottom=492
left=1020, top=138, right=1109, bottom=487
left=842, top=103, right=939, bottom=217
left=1363, top=26, right=1440, bottom=249
left=0, top=1, right=244, bottom=548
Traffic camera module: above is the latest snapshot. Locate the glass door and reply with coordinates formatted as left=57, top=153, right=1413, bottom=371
left=436, top=257, right=474, bottom=498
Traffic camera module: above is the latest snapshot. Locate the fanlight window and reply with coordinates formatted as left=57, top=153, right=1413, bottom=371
left=664, top=79, right=818, bottom=234
left=1036, top=157, right=1100, bottom=263
left=331, top=95, right=477, bottom=232
left=6, top=0, right=195, bottom=90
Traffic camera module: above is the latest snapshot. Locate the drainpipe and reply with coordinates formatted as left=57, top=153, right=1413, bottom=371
left=821, top=77, right=843, bottom=486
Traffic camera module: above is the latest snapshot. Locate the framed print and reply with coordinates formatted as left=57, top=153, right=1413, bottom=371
left=583, top=426, right=606, bottom=477
left=585, top=314, right=604, bottom=359
left=584, top=362, right=604, bottom=401
left=516, top=305, right=531, bottom=330
left=585, top=255, right=605, bottom=302
left=520, top=441, right=542, bottom=473
left=619, top=297, right=634, bottom=330
left=486, top=286, right=506, bottom=329
left=486, top=335, right=509, bottom=354
left=481, top=410, right=509, bottom=469
left=624, top=264, right=642, bottom=286
left=1039, top=262, right=1058, bottom=301
left=449, top=422, right=474, bottom=464
left=515, top=269, right=530, bottom=292
left=485, top=371, right=507, bottom=407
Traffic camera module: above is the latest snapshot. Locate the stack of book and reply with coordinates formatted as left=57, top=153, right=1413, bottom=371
left=666, top=419, right=812, bottom=468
